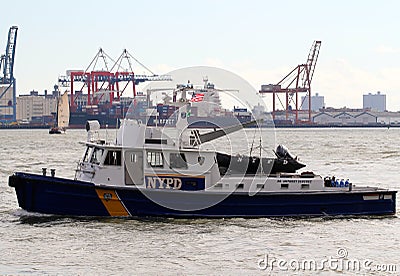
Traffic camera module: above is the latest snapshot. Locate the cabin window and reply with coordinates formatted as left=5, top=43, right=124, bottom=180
left=281, top=183, right=289, bottom=189
left=145, top=139, right=167, bottom=144
left=147, top=151, right=164, bottom=167
left=236, top=183, right=244, bottom=189
left=301, top=184, right=310, bottom=189
left=130, top=153, right=137, bottom=163
left=214, top=183, right=223, bottom=189
left=104, top=150, right=121, bottom=166
left=90, top=147, right=104, bottom=165
left=256, top=184, right=265, bottom=189
left=170, top=153, right=188, bottom=169
left=82, top=146, right=93, bottom=162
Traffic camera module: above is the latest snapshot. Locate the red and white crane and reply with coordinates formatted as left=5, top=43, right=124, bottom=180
left=58, top=48, right=171, bottom=112
left=259, top=40, right=321, bottom=124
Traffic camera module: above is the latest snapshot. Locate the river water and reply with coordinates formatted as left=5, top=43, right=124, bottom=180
left=0, top=128, right=399, bottom=275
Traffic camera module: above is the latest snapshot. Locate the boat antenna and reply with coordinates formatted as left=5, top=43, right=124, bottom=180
left=116, top=118, right=119, bottom=141
left=250, top=130, right=269, bottom=175
left=105, top=124, right=108, bottom=143
left=249, top=128, right=257, bottom=156
left=203, top=76, right=208, bottom=89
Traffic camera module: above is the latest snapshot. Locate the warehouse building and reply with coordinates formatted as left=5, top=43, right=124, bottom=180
left=313, top=111, right=377, bottom=125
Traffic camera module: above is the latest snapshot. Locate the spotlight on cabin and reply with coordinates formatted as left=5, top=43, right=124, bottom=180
left=86, top=120, right=100, bottom=132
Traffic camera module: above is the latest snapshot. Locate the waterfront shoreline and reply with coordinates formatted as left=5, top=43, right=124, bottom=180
left=0, top=124, right=398, bottom=130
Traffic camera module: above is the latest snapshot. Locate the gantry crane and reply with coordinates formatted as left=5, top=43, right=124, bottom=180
left=58, top=48, right=172, bottom=112
left=259, top=40, right=321, bottom=124
left=0, top=26, right=18, bottom=122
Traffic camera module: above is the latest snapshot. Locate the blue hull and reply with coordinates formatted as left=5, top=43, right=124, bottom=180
left=9, top=173, right=397, bottom=218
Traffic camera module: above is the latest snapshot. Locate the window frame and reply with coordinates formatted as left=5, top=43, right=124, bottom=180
left=82, top=146, right=94, bottom=162
left=146, top=151, right=164, bottom=168
left=104, top=150, right=122, bottom=166
left=90, top=147, right=104, bottom=165
left=169, top=152, right=188, bottom=169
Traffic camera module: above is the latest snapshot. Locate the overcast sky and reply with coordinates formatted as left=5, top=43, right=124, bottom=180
left=2, top=0, right=400, bottom=111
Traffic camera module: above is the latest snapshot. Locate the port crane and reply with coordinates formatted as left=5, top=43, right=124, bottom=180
left=0, top=26, right=18, bottom=123
left=259, top=40, right=321, bottom=124
left=58, top=48, right=171, bottom=111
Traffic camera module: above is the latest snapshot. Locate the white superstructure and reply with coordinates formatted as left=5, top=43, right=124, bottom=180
left=74, top=114, right=351, bottom=196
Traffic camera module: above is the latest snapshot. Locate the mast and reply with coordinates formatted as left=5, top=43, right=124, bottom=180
left=54, top=92, right=59, bottom=128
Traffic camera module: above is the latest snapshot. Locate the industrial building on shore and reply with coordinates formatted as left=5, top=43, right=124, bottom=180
left=309, top=91, right=390, bottom=126
left=363, top=91, right=386, bottom=112
left=301, top=93, right=325, bottom=111
left=16, top=90, right=58, bottom=125
left=313, top=111, right=377, bottom=125
left=268, top=91, right=399, bottom=126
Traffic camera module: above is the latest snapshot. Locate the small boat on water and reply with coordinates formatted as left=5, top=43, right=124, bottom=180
left=8, top=105, right=397, bottom=217
left=49, top=92, right=69, bottom=134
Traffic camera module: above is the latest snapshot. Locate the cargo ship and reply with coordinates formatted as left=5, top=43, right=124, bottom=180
left=69, top=105, right=129, bottom=128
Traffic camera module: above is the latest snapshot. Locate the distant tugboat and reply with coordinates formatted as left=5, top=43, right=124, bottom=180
left=49, top=92, right=69, bottom=134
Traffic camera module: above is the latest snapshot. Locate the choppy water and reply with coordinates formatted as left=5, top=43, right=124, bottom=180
left=1, top=128, right=399, bottom=275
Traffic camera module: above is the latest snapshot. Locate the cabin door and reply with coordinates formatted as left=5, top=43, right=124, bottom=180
left=124, top=150, right=144, bottom=185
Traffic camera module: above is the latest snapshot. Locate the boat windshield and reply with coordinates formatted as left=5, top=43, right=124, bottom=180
left=82, top=146, right=94, bottom=162
left=89, top=147, right=104, bottom=165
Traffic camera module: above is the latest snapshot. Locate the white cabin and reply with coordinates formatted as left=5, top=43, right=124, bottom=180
left=75, top=118, right=350, bottom=194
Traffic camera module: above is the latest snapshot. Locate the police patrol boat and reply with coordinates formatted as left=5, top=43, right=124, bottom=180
left=9, top=104, right=397, bottom=217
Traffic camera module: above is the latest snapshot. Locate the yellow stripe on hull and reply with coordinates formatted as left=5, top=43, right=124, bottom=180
left=95, top=189, right=130, bottom=217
